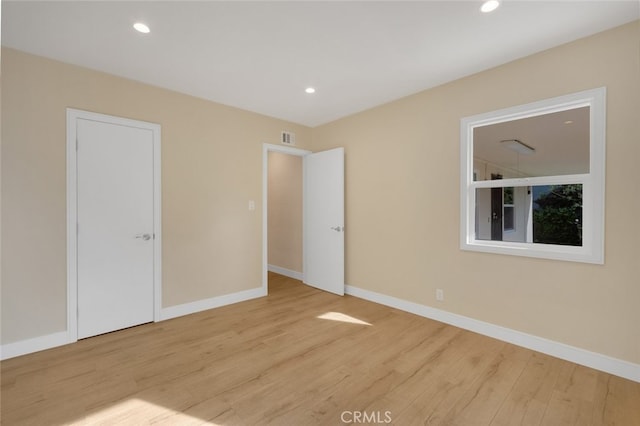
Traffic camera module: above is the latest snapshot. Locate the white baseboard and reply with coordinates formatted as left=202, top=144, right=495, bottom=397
left=268, top=264, right=303, bottom=281
left=5, top=284, right=637, bottom=383
left=2, top=287, right=267, bottom=360
left=345, top=284, right=640, bottom=383
left=159, top=286, right=267, bottom=321
left=1, top=330, right=74, bottom=361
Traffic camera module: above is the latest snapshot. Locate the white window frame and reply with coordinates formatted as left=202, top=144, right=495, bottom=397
left=460, top=88, right=606, bottom=264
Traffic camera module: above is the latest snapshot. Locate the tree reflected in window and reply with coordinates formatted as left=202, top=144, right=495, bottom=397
left=533, top=184, right=582, bottom=246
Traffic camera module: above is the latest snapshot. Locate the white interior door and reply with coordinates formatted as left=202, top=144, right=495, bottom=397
left=303, top=148, right=345, bottom=295
left=76, top=118, right=155, bottom=339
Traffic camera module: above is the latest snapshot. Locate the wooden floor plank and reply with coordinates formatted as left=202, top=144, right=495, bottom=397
left=490, top=351, right=565, bottom=426
left=2, top=273, right=639, bottom=425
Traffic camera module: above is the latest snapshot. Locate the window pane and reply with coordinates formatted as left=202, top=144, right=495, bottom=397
left=475, top=184, right=583, bottom=245
left=503, top=206, right=515, bottom=231
left=475, top=186, right=528, bottom=243
left=473, top=107, right=590, bottom=181
left=532, top=184, right=582, bottom=246
left=503, top=187, right=514, bottom=204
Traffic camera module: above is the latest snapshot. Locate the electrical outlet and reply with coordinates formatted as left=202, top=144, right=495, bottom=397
left=248, top=200, right=255, bottom=211
left=436, top=289, right=444, bottom=301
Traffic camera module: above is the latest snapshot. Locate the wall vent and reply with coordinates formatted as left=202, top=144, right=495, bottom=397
left=281, top=131, right=296, bottom=146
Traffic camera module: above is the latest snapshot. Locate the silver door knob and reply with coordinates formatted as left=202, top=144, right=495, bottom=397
left=135, top=233, right=151, bottom=241
left=330, top=226, right=343, bottom=232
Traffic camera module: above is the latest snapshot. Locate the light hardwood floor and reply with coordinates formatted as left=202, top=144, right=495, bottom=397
left=2, top=273, right=639, bottom=425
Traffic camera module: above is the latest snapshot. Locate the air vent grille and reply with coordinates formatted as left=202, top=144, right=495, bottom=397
left=281, top=131, right=296, bottom=146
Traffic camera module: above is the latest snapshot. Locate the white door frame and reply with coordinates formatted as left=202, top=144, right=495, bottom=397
left=67, top=108, right=162, bottom=341
left=262, top=143, right=311, bottom=292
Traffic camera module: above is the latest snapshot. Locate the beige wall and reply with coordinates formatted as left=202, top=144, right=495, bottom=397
left=311, top=21, right=640, bottom=364
left=3, top=21, right=639, bottom=366
left=0, top=48, right=312, bottom=344
left=267, top=152, right=303, bottom=273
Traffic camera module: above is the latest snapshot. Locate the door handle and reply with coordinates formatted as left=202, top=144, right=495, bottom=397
left=135, top=233, right=152, bottom=241
left=330, top=226, right=343, bottom=232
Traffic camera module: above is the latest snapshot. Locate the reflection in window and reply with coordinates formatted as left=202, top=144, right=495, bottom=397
left=461, top=87, right=605, bottom=263
left=503, top=187, right=515, bottom=232
left=476, top=184, right=582, bottom=246
left=473, top=107, right=590, bottom=180
left=533, top=184, right=582, bottom=246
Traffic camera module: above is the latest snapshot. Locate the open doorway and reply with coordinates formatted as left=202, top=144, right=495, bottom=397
left=262, top=143, right=345, bottom=296
left=267, top=151, right=303, bottom=288
left=262, top=144, right=310, bottom=293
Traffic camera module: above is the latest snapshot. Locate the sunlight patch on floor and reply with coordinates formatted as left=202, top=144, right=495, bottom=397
left=82, top=398, right=221, bottom=425
left=317, top=312, right=371, bottom=325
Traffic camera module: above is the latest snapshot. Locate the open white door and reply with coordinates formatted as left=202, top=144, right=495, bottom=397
left=303, top=148, right=345, bottom=295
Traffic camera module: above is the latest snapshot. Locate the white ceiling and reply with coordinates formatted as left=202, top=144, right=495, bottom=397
left=2, top=1, right=638, bottom=127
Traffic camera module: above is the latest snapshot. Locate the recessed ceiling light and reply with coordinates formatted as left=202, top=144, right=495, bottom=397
left=305, top=87, right=316, bottom=94
left=133, top=22, right=150, bottom=34
left=480, top=0, right=500, bottom=13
